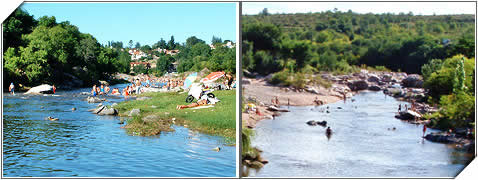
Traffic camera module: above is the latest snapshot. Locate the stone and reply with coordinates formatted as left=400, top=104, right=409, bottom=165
left=98, top=108, right=118, bottom=115
left=367, top=74, right=380, bottom=83
left=128, top=109, right=141, bottom=117
left=143, top=115, right=160, bottom=123
left=401, top=74, right=424, bottom=88
left=111, top=103, right=118, bottom=107
left=395, top=110, right=422, bottom=120
left=347, top=80, right=369, bottom=91
left=266, top=106, right=290, bottom=112
left=25, top=84, right=54, bottom=94
left=306, top=120, right=317, bottom=126
left=92, top=105, right=106, bottom=114
left=87, top=96, right=104, bottom=103
left=368, top=85, right=381, bottom=91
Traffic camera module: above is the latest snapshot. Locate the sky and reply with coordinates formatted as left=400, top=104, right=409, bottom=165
left=21, top=2, right=237, bottom=46
left=243, top=2, right=476, bottom=16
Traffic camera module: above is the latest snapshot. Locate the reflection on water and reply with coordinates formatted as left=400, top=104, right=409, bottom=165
left=247, top=91, right=473, bottom=177
left=3, top=85, right=235, bottom=177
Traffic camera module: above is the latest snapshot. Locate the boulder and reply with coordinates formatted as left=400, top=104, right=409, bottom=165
left=381, top=74, right=393, bottom=82
left=347, top=80, right=369, bottom=91
left=266, top=106, right=290, bottom=112
left=128, top=109, right=141, bottom=117
left=401, top=74, right=424, bottom=88
left=367, top=74, right=380, bottom=83
left=305, top=86, right=319, bottom=94
left=142, top=115, right=160, bottom=123
left=424, top=132, right=457, bottom=143
left=306, top=120, right=317, bottom=126
left=98, top=107, right=118, bottom=115
left=25, top=84, right=54, bottom=94
left=242, top=79, right=251, bottom=85
left=92, top=105, right=106, bottom=114
left=87, top=96, right=104, bottom=103
left=99, top=80, right=109, bottom=86
left=395, top=110, right=421, bottom=120
left=368, top=85, right=381, bottom=91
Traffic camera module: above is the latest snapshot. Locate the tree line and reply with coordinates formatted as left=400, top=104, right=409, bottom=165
left=242, top=9, right=474, bottom=76
left=3, top=8, right=236, bottom=88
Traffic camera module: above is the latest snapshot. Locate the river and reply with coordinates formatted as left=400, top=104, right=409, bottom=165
left=245, top=91, right=472, bottom=177
left=3, top=84, right=236, bottom=177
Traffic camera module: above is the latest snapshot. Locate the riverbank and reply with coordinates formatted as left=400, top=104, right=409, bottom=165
left=114, top=90, right=236, bottom=142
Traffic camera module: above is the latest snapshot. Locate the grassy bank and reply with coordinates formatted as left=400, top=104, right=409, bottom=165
left=114, top=90, right=236, bottom=141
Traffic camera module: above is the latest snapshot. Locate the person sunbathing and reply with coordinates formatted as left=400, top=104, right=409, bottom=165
left=176, top=99, right=208, bottom=110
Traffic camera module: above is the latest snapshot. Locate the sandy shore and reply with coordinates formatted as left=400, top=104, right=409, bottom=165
left=242, top=77, right=351, bottom=128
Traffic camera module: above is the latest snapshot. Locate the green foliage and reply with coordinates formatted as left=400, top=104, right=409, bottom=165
left=132, top=64, right=148, bottom=75
left=156, top=55, right=175, bottom=76
left=2, top=8, right=37, bottom=52
left=242, top=10, right=474, bottom=75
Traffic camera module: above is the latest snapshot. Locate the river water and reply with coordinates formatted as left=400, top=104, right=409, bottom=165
left=2, top=84, right=236, bottom=177
left=246, top=91, right=472, bottom=177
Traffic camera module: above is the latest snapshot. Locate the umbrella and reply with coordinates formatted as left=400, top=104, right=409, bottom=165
left=183, top=72, right=198, bottom=89
left=200, top=71, right=225, bottom=83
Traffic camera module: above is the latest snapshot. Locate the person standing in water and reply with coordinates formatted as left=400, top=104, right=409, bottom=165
left=422, top=124, right=427, bottom=137
left=52, top=85, right=56, bottom=94
left=9, top=82, right=15, bottom=95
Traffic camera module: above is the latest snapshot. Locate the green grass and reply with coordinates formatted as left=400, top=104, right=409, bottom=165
left=115, top=90, right=236, bottom=141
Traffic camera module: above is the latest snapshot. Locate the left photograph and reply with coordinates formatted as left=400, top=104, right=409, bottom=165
left=2, top=2, right=237, bottom=177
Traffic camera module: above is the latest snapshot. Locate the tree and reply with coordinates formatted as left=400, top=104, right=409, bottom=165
left=128, top=40, right=133, bottom=48
left=211, top=36, right=223, bottom=44
left=2, top=8, right=37, bottom=52
left=259, top=8, right=270, bottom=16
left=168, top=36, right=175, bottom=49
left=135, top=42, right=141, bottom=49
left=156, top=55, right=175, bottom=75
left=186, top=36, right=205, bottom=47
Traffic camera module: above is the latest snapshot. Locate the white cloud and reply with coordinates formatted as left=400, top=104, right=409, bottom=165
left=243, top=2, right=476, bottom=15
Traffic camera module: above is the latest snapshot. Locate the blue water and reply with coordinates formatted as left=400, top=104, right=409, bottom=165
left=246, top=91, right=473, bottom=177
left=3, top=84, right=236, bottom=177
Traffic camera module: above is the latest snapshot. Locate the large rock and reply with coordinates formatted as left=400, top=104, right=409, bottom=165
left=401, top=74, right=424, bottom=88
left=25, top=84, right=54, bottom=94
left=128, top=109, right=141, bottom=117
left=395, top=110, right=422, bottom=120
left=347, top=80, right=369, bottom=91
left=87, top=96, right=104, bottom=103
left=136, top=97, right=152, bottom=101
left=98, top=107, right=118, bottom=115
left=92, top=105, right=106, bottom=114
left=368, top=85, right=381, bottom=91
left=266, top=106, right=290, bottom=112
left=367, top=74, right=380, bottom=83
left=381, top=74, right=393, bottom=82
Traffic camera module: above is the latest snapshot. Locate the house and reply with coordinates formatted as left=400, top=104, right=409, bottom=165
left=130, top=62, right=151, bottom=71
left=156, top=48, right=180, bottom=56
left=129, top=49, right=148, bottom=60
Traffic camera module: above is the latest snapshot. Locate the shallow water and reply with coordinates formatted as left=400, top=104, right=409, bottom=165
left=246, top=91, right=472, bottom=177
left=3, top=84, right=236, bottom=177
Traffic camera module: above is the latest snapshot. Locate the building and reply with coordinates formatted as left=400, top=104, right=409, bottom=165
left=130, top=62, right=152, bottom=71
left=128, top=48, right=148, bottom=61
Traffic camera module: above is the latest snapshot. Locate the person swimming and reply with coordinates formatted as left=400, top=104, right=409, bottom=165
left=92, top=85, right=97, bottom=96
left=326, top=127, right=332, bottom=136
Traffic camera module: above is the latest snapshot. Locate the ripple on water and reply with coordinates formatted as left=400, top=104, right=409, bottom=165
left=3, top=86, right=235, bottom=177
left=249, top=91, right=472, bottom=177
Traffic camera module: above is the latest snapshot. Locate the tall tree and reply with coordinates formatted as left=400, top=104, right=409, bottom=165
left=168, top=36, right=175, bottom=49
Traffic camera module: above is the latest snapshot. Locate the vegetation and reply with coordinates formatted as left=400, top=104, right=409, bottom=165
left=3, top=8, right=236, bottom=88
left=422, top=55, right=475, bottom=129
left=114, top=90, right=236, bottom=140
left=3, top=8, right=130, bottom=88
left=242, top=9, right=474, bottom=76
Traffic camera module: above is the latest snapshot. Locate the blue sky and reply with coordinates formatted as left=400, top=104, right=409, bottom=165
left=21, top=2, right=237, bottom=46
left=243, top=2, right=476, bottom=15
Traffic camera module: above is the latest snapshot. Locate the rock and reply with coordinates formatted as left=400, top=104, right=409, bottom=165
left=424, top=132, right=458, bottom=143
left=401, top=74, right=424, bottom=88
left=136, top=97, right=152, bottom=101
left=92, top=105, right=106, bottom=114
left=368, top=85, right=381, bottom=91
left=250, top=161, right=264, bottom=168
left=395, top=110, right=422, bottom=120
left=381, top=74, right=393, bottom=82
left=266, top=106, right=290, bottom=112
left=128, top=109, right=141, bottom=117
left=142, top=115, right=160, bottom=123
left=242, top=79, right=251, bottom=85
left=367, top=74, right=380, bottom=83
left=306, top=120, right=317, bottom=126
left=87, top=96, right=104, bottom=103
left=99, top=80, right=109, bottom=86
left=111, top=103, right=118, bottom=107
left=305, top=86, right=319, bottom=94
left=98, top=107, right=118, bottom=115
left=25, top=84, right=54, bottom=94
left=316, top=120, right=327, bottom=127
left=347, top=80, right=369, bottom=91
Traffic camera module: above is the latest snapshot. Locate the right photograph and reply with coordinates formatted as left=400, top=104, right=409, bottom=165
left=241, top=1, right=475, bottom=177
